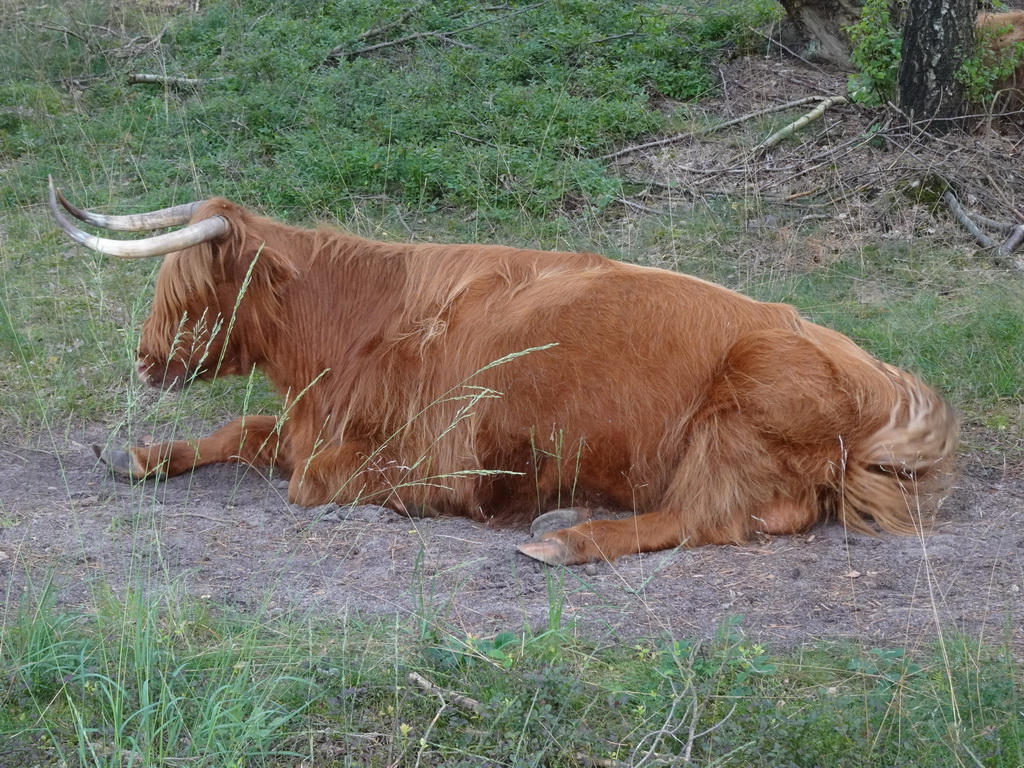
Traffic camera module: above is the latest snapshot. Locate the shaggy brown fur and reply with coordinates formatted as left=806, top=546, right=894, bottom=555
left=118, top=199, right=957, bottom=565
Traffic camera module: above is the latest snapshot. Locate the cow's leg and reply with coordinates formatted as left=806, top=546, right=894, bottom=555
left=753, top=496, right=819, bottom=535
left=519, top=408, right=783, bottom=565
left=287, top=441, right=424, bottom=512
left=520, top=328, right=848, bottom=565
left=518, top=495, right=821, bottom=565
left=518, top=509, right=699, bottom=565
left=96, top=416, right=286, bottom=480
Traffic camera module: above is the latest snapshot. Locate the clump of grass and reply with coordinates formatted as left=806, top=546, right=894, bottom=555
left=3, top=587, right=1021, bottom=767
left=1, top=581, right=325, bottom=766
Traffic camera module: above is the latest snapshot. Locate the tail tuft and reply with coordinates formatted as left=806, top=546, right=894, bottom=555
left=840, top=370, right=958, bottom=536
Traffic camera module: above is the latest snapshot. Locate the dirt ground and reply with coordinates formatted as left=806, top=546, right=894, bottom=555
left=2, top=55, right=1024, bottom=652
left=0, top=424, right=1021, bottom=652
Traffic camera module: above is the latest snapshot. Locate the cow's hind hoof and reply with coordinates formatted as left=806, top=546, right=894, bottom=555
left=93, top=445, right=142, bottom=480
left=529, top=507, right=586, bottom=537
left=518, top=536, right=573, bottom=566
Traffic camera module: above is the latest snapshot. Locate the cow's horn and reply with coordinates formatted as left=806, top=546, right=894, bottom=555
left=54, top=185, right=202, bottom=231
left=49, top=177, right=229, bottom=259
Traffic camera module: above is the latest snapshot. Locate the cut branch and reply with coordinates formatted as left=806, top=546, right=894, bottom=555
left=128, top=73, right=220, bottom=87
left=710, top=96, right=828, bottom=134
left=943, top=191, right=998, bottom=249
left=407, top=672, right=482, bottom=715
left=754, top=96, right=848, bottom=156
left=600, top=96, right=831, bottom=161
left=1003, top=224, right=1024, bottom=254
left=966, top=211, right=1019, bottom=234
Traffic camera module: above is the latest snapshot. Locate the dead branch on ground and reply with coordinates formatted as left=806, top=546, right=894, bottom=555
left=407, top=672, right=483, bottom=715
left=754, top=96, right=848, bottom=156
left=943, top=191, right=1024, bottom=270
left=128, top=73, right=220, bottom=87
left=600, top=96, right=833, bottom=162
left=359, top=0, right=431, bottom=42
left=332, top=30, right=480, bottom=61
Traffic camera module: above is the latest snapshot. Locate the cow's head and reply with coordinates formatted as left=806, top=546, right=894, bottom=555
left=49, top=179, right=293, bottom=390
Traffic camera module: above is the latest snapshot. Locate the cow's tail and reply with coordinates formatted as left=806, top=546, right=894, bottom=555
left=839, top=369, right=958, bottom=535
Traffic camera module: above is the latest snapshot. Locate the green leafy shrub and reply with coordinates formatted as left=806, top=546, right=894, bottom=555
left=959, top=17, right=1024, bottom=105
left=847, top=0, right=902, bottom=106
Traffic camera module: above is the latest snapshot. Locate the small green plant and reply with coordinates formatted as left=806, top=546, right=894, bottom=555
left=847, top=646, right=923, bottom=691
left=423, top=630, right=520, bottom=670
left=847, top=0, right=902, bottom=106
left=659, top=616, right=778, bottom=697
left=959, top=19, right=1024, bottom=105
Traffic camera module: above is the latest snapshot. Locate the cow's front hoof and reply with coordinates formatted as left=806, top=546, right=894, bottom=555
left=93, top=445, right=145, bottom=480
left=518, top=535, right=580, bottom=566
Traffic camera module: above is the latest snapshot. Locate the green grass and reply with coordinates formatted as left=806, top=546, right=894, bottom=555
left=2, top=588, right=1021, bottom=767
left=2, top=0, right=776, bottom=216
left=3, top=0, right=1024, bottom=765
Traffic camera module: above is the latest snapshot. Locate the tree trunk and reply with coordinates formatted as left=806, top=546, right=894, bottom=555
left=777, top=0, right=866, bottom=68
left=896, top=0, right=975, bottom=131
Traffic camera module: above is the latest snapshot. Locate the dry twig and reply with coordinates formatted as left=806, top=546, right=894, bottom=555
left=600, top=96, right=833, bottom=162
left=711, top=96, right=830, bottom=134
left=332, top=30, right=479, bottom=60
left=359, top=0, right=430, bottom=41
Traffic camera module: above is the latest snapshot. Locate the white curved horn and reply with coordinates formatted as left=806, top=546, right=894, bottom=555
left=55, top=185, right=202, bottom=231
left=49, top=177, right=228, bottom=259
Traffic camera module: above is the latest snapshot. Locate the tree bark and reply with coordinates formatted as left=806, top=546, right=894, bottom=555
left=897, top=0, right=975, bottom=131
left=777, top=0, right=866, bottom=68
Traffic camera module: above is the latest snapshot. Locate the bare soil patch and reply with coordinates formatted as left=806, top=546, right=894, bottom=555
left=1, top=427, right=1022, bottom=651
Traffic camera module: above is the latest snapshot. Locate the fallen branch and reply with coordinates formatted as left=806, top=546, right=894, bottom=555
left=710, top=96, right=829, bottom=135
left=754, top=96, right=848, bottom=156
left=943, top=191, right=998, bottom=249
left=38, top=22, right=87, bottom=43
left=108, top=24, right=170, bottom=60
left=359, top=0, right=430, bottom=42
left=128, top=73, right=219, bottom=87
left=407, top=672, right=482, bottom=715
left=943, top=191, right=1024, bottom=270
left=599, top=96, right=831, bottom=161
left=330, top=26, right=475, bottom=61
left=1004, top=225, right=1024, bottom=254
left=965, top=210, right=1020, bottom=233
